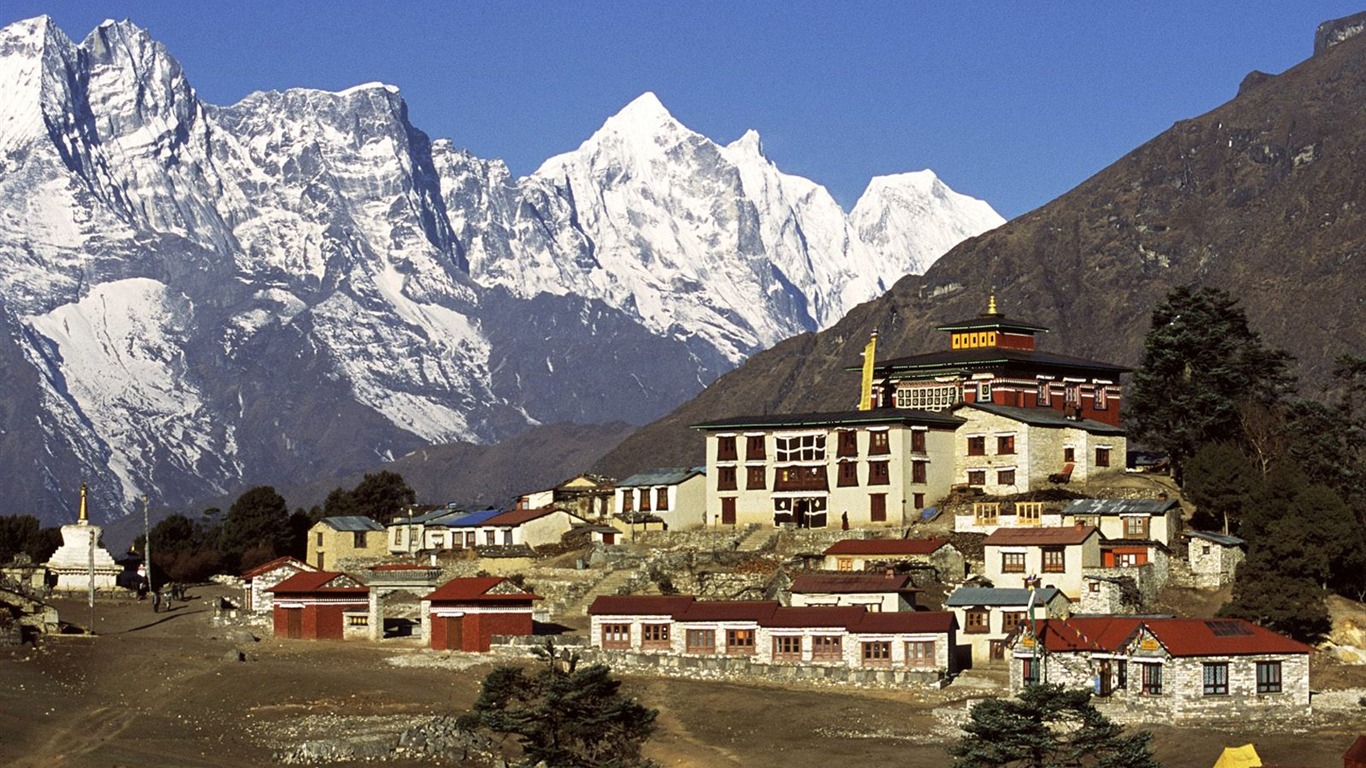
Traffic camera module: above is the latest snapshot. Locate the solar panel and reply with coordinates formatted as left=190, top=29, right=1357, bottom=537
left=1204, top=619, right=1253, bottom=637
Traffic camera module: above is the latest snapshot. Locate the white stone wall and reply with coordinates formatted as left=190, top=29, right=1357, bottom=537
left=983, top=536, right=1099, bottom=599
left=789, top=591, right=911, bottom=613
left=1187, top=541, right=1245, bottom=589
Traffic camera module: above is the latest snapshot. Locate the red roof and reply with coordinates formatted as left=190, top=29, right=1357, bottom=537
left=1140, top=618, right=1314, bottom=657
left=1027, top=617, right=1144, bottom=653
left=763, top=606, right=869, bottom=629
left=424, top=577, right=542, bottom=603
left=853, top=611, right=955, bottom=634
left=241, top=556, right=315, bottom=580
left=675, top=600, right=779, bottom=623
left=1344, top=735, right=1366, bottom=766
left=822, top=537, right=949, bottom=556
left=268, top=571, right=367, bottom=595
left=588, top=595, right=695, bottom=617
left=984, top=525, right=1098, bottom=547
left=789, top=573, right=919, bottom=594
left=483, top=507, right=562, bottom=527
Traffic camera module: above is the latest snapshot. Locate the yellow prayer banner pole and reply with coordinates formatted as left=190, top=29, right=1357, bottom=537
left=858, top=331, right=878, bottom=410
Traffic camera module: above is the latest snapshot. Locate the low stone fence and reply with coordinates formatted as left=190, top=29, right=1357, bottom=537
left=581, top=648, right=948, bottom=690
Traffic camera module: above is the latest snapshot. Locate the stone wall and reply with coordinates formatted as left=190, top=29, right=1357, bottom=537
left=1079, top=557, right=1168, bottom=613
left=581, top=647, right=948, bottom=689
left=1186, top=541, right=1244, bottom=589
left=1114, top=654, right=1310, bottom=720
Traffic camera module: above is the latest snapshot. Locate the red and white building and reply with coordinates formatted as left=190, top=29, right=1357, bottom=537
left=421, top=577, right=541, bottom=652
left=241, top=556, right=318, bottom=615
left=268, top=571, right=369, bottom=641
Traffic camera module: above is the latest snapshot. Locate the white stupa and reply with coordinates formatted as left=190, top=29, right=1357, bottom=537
left=45, top=483, right=121, bottom=591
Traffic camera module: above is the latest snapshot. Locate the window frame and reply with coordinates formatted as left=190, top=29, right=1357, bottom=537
left=746, top=466, right=766, bottom=491
left=912, top=460, right=927, bottom=484
left=641, top=623, right=670, bottom=649
left=967, top=436, right=986, bottom=456
left=911, top=429, right=927, bottom=453
left=868, top=430, right=890, bottom=456
left=836, top=429, right=858, bottom=457
left=726, top=628, right=756, bottom=655
left=601, top=623, right=631, bottom=649
left=861, top=640, right=892, bottom=667
left=1256, top=661, right=1282, bottom=694
left=811, top=634, right=842, bottom=661
left=1095, top=447, right=1112, bottom=468
left=745, top=435, right=766, bottom=460
left=837, top=461, right=859, bottom=487
left=964, top=609, right=989, bottom=634
left=773, top=635, right=803, bottom=661
left=1203, top=662, right=1229, bottom=696
left=967, top=469, right=987, bottom=486
left=1002, top=552, right=1026, bottom=573
left=997, top=469, right=1016, bottom=486
left=685, top=629, right=717, bottom=654
left=1042, top=547, right=1066, bottom=574
left=717, top=466, right=737, bottom=491
left=717, top=435, right=737, bottom=461
left=867, top=460, right=890, bottom=486
left=1140, top=662, right=1163, bottom=695
left=656, top=487, right=669, bottom=511
left=996, top=434, right=1016, bottom=455
left=906, top=640, right=935, bottom=668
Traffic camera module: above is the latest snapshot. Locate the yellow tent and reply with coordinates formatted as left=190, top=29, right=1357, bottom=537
left=1212, top=744, right=1262, bottom=768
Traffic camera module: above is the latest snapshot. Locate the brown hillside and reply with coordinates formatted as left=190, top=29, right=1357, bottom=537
left=598, top=26, right=1366, bottom=477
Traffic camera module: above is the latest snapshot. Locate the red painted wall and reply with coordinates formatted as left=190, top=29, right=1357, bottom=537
left=429, top=604, right=535, bottom=651
left=272, top=602, right=363, bottom=640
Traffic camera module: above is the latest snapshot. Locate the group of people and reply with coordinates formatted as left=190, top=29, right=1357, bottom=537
left=135, top=578, right=186, bottom=612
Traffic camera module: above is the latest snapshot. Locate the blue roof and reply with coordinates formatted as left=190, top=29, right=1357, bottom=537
left=321, top=516, right=385, bottom=532
left=945, top=587, right=1065, bottom=608
left=617, top=466, right=705, bottom=488
left=1061, top=498, right=1179, bottom=516
left=444, top=508, right=504, bottom=528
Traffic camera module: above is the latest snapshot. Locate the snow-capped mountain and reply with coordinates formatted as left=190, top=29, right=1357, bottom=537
left=0, top=17, right=1003, bottom=523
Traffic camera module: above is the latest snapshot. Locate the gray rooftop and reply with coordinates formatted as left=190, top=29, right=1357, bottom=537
left=617, top=466, right=705, bottom=488
left=1061, top=498, right=1180, bottom=516
left=321, top=516, right=385, bottom=532
left=945, top=586, right=1065, bottom=608
left=1185, top=530, right=1247, bottom=547
left=956, top=403, right=1128, bottom=436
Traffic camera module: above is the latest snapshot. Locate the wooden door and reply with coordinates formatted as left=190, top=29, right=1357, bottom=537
left=285, top=608, right=302, bottom=639
left=444, top=616, right=463, bottom=650
left=1098, top=660, right=1112, bottom=696
left=720, top=497, right=736, bottom=525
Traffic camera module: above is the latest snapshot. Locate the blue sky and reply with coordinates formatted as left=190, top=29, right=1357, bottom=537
left=3, top=2, right=1360, bottom=219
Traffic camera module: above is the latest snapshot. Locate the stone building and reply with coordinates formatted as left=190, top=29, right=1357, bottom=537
left=422, top=576, right=540, bottom=652
left=615, top=467, right=708, bottom=531
left=821, top=537, right=965, bottom=581
left=308, top=516, right=388, bottom=569
left=788, top=573, right=920, bottom=612
left=981, top=525, right=1102, bottom=599
left=945, top=586, right=1069, bottom=667
left=268, top=571, right=369, bottom=640
left=950, top=404, right=1128, bottom=498
left=1183, top=531, right=1246, bottom=589
left=241, top=556, right=318, bottom=615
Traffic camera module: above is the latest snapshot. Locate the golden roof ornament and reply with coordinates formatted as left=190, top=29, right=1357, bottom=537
left=78, top=482, right=88, bottom=524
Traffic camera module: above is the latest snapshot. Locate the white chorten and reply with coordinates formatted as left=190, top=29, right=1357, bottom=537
left=45, top=483, right=121, bottom=591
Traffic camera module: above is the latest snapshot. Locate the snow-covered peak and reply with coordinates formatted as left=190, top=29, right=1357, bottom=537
left=726, top=128, right=765, bottom=158
left=535, top=91, right=699, bottom=178
left=850, top=171, right=1004, bottom=275
left=337, top=81, right=401, bottom=97
left=0, top=16, right=76, bottom=156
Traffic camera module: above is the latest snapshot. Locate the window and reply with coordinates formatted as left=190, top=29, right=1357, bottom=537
left=726, top=628, right=756, bottom=655
left=967, top=469, right=986, bottom=486
left=746, top=466, right=766, bottom=490
left=1002, top=611, right=1026, bottom=633
left=1015, top=502, right=1042, bottom=525
left=315, top=532, right=323, bottom=547
left=812, top=635, right=842, bottom=660
left=997, top=435, right=1016, bottom=455
left=745, top=435, right=766, bottom=460
left=906, top=641, right=935, bottom=667
left=485, top=531, right=496, bottom=546
left=1065, top=384, right=1081, bottom=405
left=912, top=460, right=927, bottom=484
left=353, top=531, right=367, bottom=548
left=1023, top=657, right=1040, bottom=686
left=1140, top=663, right=1162, bottom=695
left=1256, top=661, right=1282, bottom=693
left=685, top=629, right=716, bottom=654
left=717, top=436, right=737, bottom=461
left=502, top=530, right=513, bottom=546
left=773, top=635, right=803, bottom=660
left=602, top=623, right=631, bottom=649
left=1095, top=447, right=1111, bottom=468
left=346, top=614, right=369, bottom=627
left=717, top=466, right=737, bottom=491
left=837, top=430, right=858, bottom=457
left=870, top=493, right=887, bottom=523
left=868, top=461, right=890, bottom=485
left=1202, top=544, right=1212, bottom=555
left=913, top=493, right=925, bottom=510
left=967, top=436, right=986, bottom=456
left=641, top=624, right=670, bottom=648
left=1203, top=663, right=1228, bottom=695
left=896, top=384, right=959, bottom=411
left=1117, top=660, right=1127, bottom=689
left=862, top=641, right=892, bottom=667
left=775, top=434, right=826, bottom=462
left=621, top=491, right=634, bottom=513
left=997, top=469, right=1016, bottom=486
left=656, top=488, right=669, bottom=511
left=973, top=502, right=998, bottom=525
left=1042, top=547, right=1066, bottom=574
left=837, top=461, right=859, bottom=487
left=868, top=431, right=890, bottom=456
left=965, top=610, right=989, bottom=634
left=1063, top=447, right=1076, bottom=463
left=911, top=430, right=926, bottom=453
left=1123, top=517, right=1149, bottom=538
left=1037, top=380, right=1051, bottom=405
left=431, top=533, right=445, bottom=548
left=977, top=381, right=992, bottom=401
left=1094, top=385, right=1109, bottom=409
left=640, top=489, right=652, bottom=511
left=836, top=557, right=853, bottom=572
left=1089, top=581, right=1101, bottom=593
left=465, top=531, right=476, bottom=549
left=1002, top=552, right=1026, bottom=573
left=775, top=465, right=828, bottom=492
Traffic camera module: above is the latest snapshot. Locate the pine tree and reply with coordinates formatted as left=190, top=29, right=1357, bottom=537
left=948, top=684, right=1160, bottom=768
left=458, top=640, right=657, bottom=768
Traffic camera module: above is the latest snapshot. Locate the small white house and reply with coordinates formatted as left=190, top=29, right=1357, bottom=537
left=944, top=586, right=1069, bottom=667
left=615, top=467, right=707, bottom=530
left=1184, top=531, right=1247, bottom=589
left=476, top=507, right=588, bottom=548
left=788, top=573, right=920, bottom=613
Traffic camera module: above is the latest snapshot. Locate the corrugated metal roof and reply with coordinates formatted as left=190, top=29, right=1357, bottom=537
left=873, top=346, right=1130, bottom=375
left=442, top=508, right=505, bottom=528
left=956, top=403, right=1127, bottom=435
left=483, top=507, right=562, bottom=527
left=1185, top=530, right=1246, bottom=547
left=945, top=586, right=1064, bottom=607
left=424, top=577, right=541, bottom=603
left=822, top=537, right=950, bottom=556
left=1062, top=498, right=1180, bottom=516
left=1142, top=618, right=1313, bottom=657
left=617, top=466, right=706, bottom=488
left=789, top=574, right=918, bottom=594
left=240, top=556, right=316, bottom=580
left=853, top=611, right=955, bottom=634
left=588, top=595, right=695, bottom=616
left=320, top=516, right=385, bottom=532
left=268, top=571, right=367, bottom=594
left=676, top=600, right=780, bottom=623
left=983, top=525, right=1098, bottom=547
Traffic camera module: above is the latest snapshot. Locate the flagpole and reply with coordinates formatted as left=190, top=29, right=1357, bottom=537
left=142, top=495, right=151, bottom=605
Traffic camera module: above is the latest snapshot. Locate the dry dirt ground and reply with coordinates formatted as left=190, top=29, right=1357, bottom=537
left=1, top=585, right=1361, bottom=767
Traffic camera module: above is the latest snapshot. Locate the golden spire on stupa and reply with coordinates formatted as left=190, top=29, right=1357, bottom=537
left=987, top=292, right=997, bottom=315
left=78, top=482, right=88, bottom=525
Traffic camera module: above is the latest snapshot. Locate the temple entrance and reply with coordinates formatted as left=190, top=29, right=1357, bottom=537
left=442, top=616, right=464, bottom=650
left=776, top=497, right=828, bottom=528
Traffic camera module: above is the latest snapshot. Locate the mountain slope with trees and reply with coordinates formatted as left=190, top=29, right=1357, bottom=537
left=598, top=22, right=1366, bottom=477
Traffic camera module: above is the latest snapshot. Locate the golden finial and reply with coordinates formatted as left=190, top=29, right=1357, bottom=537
left=78, top=482, right=88, bottom=524
left=988, top=292, right=997, bottom=315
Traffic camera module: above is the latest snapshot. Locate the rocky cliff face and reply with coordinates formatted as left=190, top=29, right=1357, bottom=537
left=598, top=20, right=1366, bottom=477
left=0, top=17, right=1002, bottom=522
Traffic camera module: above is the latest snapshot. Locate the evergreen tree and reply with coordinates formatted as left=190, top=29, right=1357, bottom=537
left=1182, top=443, right=1255, bottom=533
left=948, top=684, right=1160, bottom=768
left=350, top=470, right=416, bottom=522
left=459, top=640, right=657, bottom=768
left=218, top=486, right=291, bottom=571
left=1126, top=286, right=1293, bottom=481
